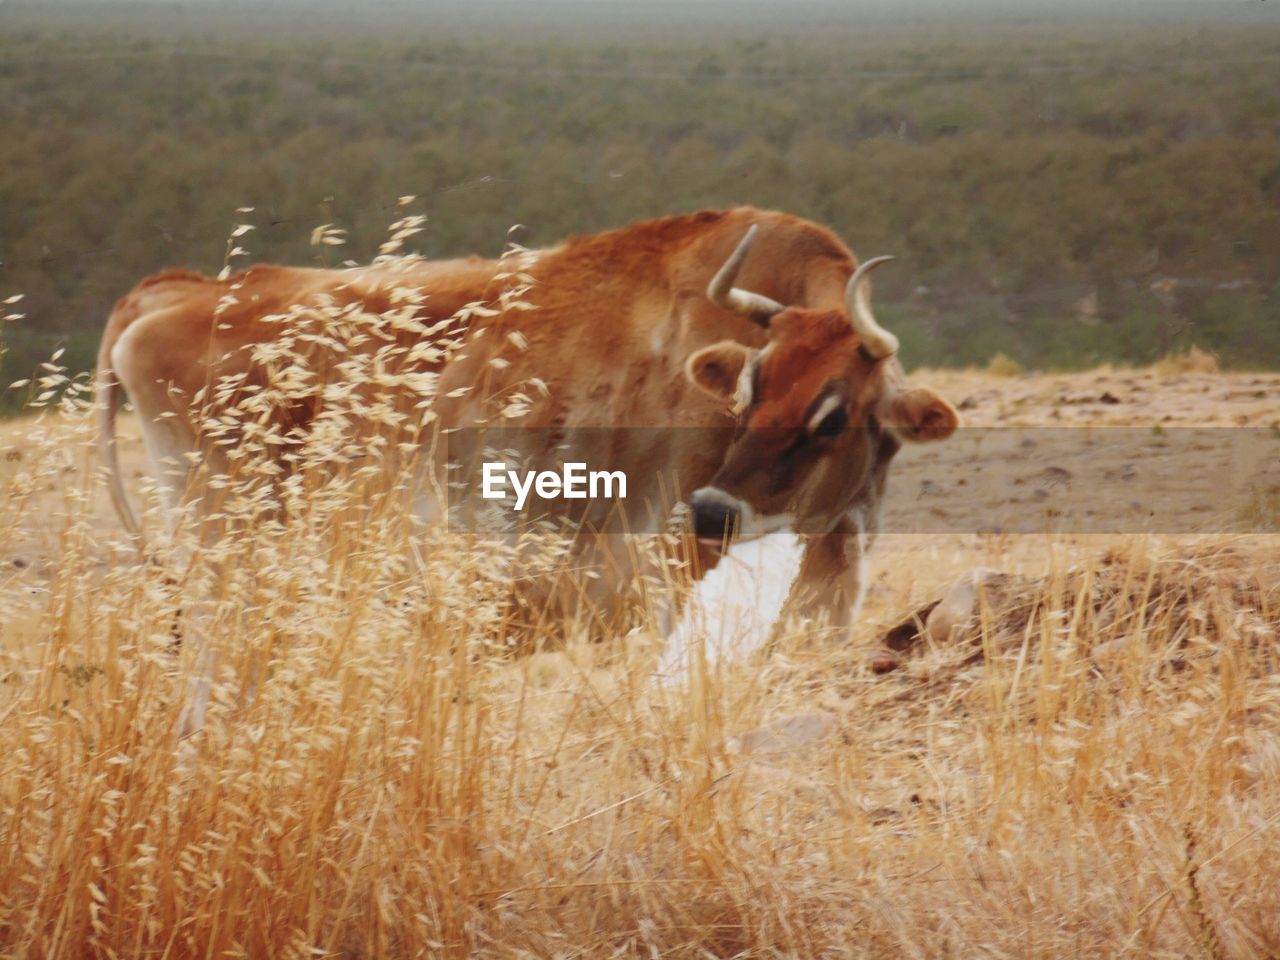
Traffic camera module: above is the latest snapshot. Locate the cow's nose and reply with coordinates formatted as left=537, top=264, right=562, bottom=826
left=690, top=489, right=741, bottom=544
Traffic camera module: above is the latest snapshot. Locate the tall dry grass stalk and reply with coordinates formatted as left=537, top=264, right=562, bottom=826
left=2, top=225, right=1279, bottom=957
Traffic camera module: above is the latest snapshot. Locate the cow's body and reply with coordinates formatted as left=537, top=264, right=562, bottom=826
left=98, top=206, right=956, bottom=650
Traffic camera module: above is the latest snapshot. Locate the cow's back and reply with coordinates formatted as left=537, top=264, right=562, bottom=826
left=105, top=257, right=506, bottom=421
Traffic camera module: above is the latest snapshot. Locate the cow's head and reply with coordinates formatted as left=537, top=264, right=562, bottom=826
left=685, top=225, right=958, bottom=546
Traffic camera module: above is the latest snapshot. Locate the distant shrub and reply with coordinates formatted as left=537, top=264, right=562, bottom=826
left=985, top=352, right=1024, bottom=377
left=1153, top=345, right=1219, bottom=376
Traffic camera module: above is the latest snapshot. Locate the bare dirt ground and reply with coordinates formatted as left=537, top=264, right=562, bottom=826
left=866, top=366, right=1280, bottom=622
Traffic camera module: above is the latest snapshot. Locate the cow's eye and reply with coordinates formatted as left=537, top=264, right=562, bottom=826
left=814, top=406, right=848, bottom=438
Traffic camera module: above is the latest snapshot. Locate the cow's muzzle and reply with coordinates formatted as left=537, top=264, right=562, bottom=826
left=690, top=488, right=742, bottom=546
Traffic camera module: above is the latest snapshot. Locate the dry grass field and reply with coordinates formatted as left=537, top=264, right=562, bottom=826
left=1, top=363, right=1279, bottom=957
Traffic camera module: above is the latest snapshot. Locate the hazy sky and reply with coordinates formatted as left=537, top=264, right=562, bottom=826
left=21, top=0, right=1272, bottom=7
left=13, top=0, right=1272, bottom=18
left=18, top=0, right=1273, bottom=24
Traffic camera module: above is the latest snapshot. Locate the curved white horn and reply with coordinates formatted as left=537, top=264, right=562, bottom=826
left=707, top=225, right=786, bottom=325
left=844, top=254, right=899, bottom=359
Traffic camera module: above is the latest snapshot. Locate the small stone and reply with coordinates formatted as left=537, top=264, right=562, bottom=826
left=1037, top=465, right=1073, bottom=485
left=868, top=651, right=899, bottom=674
left=925, top=568, right=1007, bottom=644
left=732, top=711, right=838, bottom=758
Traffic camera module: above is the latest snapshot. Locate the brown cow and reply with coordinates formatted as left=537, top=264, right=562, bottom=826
left=98, top=206, right=957, bottom=647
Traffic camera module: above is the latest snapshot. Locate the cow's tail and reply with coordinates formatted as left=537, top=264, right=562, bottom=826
left=95, top=319, right=142, bottom=539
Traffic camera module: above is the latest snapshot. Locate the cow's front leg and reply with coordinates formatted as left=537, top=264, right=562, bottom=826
left=773, top=513, right=870, bottom=645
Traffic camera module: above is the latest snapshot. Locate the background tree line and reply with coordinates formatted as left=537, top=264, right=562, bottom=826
left=1, top=2, right=1278, bottom=406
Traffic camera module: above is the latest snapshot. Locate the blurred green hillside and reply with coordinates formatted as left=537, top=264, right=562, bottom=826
left=1, top=3, right=1278, bottom=403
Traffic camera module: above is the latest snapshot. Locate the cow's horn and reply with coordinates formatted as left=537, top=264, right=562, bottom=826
left=844, top=255, right=899, bottom=359
left=707, top=225, right=786, bottom=326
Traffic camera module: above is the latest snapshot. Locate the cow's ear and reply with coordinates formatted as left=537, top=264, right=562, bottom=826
left=879, top=385, right=959, bottom=442
left=685, top=341, right=756, bottom=407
